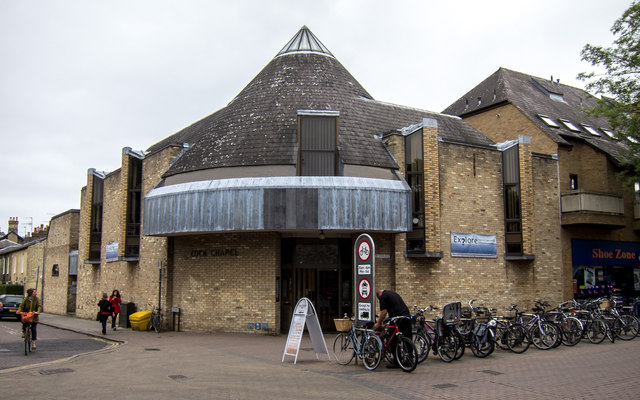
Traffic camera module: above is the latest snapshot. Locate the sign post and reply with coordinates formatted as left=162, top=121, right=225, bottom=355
left=354, top=234, right=375, bottom=327
left=282, top=297, right=329, bottom=364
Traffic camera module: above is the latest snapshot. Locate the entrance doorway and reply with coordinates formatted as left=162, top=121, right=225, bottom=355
left=280, top=238, right=352, bottom=332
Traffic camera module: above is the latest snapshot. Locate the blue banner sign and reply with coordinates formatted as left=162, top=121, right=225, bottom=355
left=572, top=239, right=640, bottom=267
left=451, top=232, right=497, bottom=258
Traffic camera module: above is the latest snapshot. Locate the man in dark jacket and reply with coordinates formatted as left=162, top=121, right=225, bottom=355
left=374, top=289, right=412, bottom=339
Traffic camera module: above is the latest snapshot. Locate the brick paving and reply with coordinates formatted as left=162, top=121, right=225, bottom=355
left=1, top=313, right=639, bottom=399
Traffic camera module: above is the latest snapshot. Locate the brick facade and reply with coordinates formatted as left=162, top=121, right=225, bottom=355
left=43, top=210, right=79, bottom=314
left=384, top=128, right=563, bottom=317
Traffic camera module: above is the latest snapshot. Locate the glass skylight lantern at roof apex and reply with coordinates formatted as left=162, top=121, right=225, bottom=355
left=276, top=26, right=334, bottom=58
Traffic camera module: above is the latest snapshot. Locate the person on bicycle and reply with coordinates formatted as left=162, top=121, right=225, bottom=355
left=17, top=288, right=41, bottom=350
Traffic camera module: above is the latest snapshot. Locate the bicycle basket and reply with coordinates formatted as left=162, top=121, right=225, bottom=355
left=21, top=312, right=35, bottom=323
left=442, top=302, right=461, bottom=325
left=333, top=318, right=353, bottom=332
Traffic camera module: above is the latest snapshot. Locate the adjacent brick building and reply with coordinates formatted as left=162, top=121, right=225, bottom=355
left=443, top=67, right=640, bottom=301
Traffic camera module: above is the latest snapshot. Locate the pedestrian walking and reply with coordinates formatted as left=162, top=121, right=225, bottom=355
left=109, top=289, right=122, bottom=331
left=97, top=293, right=112, bottom=335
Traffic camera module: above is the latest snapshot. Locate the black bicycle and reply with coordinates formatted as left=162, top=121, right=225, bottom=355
left=19, top=312, right=36, bottom=356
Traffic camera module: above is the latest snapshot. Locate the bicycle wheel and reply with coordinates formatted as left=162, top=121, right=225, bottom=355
left=470, top=334, right=494, bottom=358
left=436, top=331, right=457, bottom=362
left=24, top=327, right=30, bottom=356
left=413, top=331, right=430, bottom=364
left=493, top=321, right=511, bottom=351
left=560, top=317, right=583, bottom=346
left=617, top=315, right=639, bottom=340
left=506, top=323, right=530, bottom=354
left=152, top=312, right=162, bottom=333
left=453, top=330, right=465, bottom=360
left=394, top=336, right=417, bottom=373
left=333, top=333, right=355, bottom=365
left=361, top=334, right=383, bottom=370
left=530, top=321, right=558, bottom=350
left=550, top=322, right=563, bottom=348
left=586, top=319, right=607, bottom=344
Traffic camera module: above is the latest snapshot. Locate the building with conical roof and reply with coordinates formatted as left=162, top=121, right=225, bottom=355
left=68, top=28, right=565, bottom=333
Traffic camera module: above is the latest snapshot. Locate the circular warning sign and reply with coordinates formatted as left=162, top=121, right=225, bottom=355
left=358, top=278, right=372, bottom=300
left=358, top=240, right=371, bottom=262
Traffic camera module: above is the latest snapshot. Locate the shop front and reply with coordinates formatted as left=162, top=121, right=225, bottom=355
left=572, top=239, right=640, bottom=300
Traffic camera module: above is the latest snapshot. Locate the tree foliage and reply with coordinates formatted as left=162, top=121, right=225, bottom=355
left=578, top=1, right=640, bottom=184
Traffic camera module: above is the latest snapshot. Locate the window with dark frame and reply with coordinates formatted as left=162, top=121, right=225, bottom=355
left=569, top=174, right=579, bottom=190
left=406, top=130, right=425, bottom=253
left=51, top=264, right=59, bottom=277
left=298, top=111, right=339, bottom=176
left=125, top=156, right=143, bottom=257
left=89, top=175, right=104, bottom=261
left=503, top=145, right=523, bottom=255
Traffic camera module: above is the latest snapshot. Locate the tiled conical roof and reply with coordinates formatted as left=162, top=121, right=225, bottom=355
left=147, top=27, right=493, bottom=178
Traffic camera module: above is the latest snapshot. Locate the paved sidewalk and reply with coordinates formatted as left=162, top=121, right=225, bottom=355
left=4, top=313, right=640, bottom=400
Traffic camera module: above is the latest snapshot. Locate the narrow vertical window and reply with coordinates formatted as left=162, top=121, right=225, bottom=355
left=298, top=111, right=339, bottom=176
left=569, top=174, right=579, bottom=190
left=634, top=182, right=639, bottom=202
left=125, top=156, right=143, bottom=257
left=406, top=130, right=425, bottom=253
left=89, top=175, right=104, bottom=261
left=503, top=145, right=522, bottom=255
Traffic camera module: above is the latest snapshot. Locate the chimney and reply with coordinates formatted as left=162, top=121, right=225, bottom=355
left=8, top=217, right=18, bottom=233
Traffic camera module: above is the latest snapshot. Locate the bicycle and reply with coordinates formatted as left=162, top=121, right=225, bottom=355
left=376, top=316, right=418, bottom=372
left=411, top=305, right=436, bottom=364
left=148, top=306, right=163, bottom=333
left=456, top=299, right=495, bottom=358
left=19, top=311, right=36, bottom=356
left=517, top=302, right=560, bottom=350
left=333, top=318, right=383, bottom=370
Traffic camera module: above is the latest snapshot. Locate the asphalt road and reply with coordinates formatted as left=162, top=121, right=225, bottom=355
left=0, top=320, right=111, bottom=371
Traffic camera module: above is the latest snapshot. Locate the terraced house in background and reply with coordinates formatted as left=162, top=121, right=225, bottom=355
left=443, top=67, right=640, bottom=303
left=23, top=27, right=628, bottom=334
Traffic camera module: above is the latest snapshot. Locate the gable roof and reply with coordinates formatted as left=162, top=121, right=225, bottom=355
left=442, top=67, right=630, bottom=164
left=146, top=27, right=493, bottom=178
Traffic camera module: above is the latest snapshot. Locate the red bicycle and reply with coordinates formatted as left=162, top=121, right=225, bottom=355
left=376, top=316, right=417, bottom=372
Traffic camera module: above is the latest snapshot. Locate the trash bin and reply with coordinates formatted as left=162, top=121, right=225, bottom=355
left=119, top=302, right=136, bottom=328
left=129, top=310, right=152, bottom=331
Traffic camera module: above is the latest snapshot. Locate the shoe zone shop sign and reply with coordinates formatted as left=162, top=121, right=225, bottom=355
left=354, top=234, right=375, bottom=327
left=572, top=239, right=640, bottom=267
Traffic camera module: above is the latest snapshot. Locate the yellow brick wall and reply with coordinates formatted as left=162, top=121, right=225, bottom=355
left=43, top=211, right=79, bottom=315
left=463, top=104, right=558, bottom=155
left=171, top=232, right=280, bottom=333
left=76, top=146, right=182, bottom=321
left=423, top=124, right=441, bottom=253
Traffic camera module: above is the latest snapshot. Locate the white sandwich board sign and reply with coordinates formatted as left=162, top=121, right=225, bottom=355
left=282, top=297, right=329, bottom=364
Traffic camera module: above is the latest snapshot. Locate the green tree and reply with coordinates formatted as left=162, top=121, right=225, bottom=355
left=578, top=1, right=640, bottom=185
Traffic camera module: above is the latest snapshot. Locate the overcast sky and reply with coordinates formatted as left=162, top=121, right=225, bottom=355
left=0, top=0, right=632, bottom=236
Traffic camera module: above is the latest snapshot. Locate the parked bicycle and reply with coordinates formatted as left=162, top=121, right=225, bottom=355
left=148, top=305, right=163, bottom=333
left=376, top=316, right=418, bottom=372
left=333, top=318, right=383, bottom=370
left=456, top=299, right=495, bottom=358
